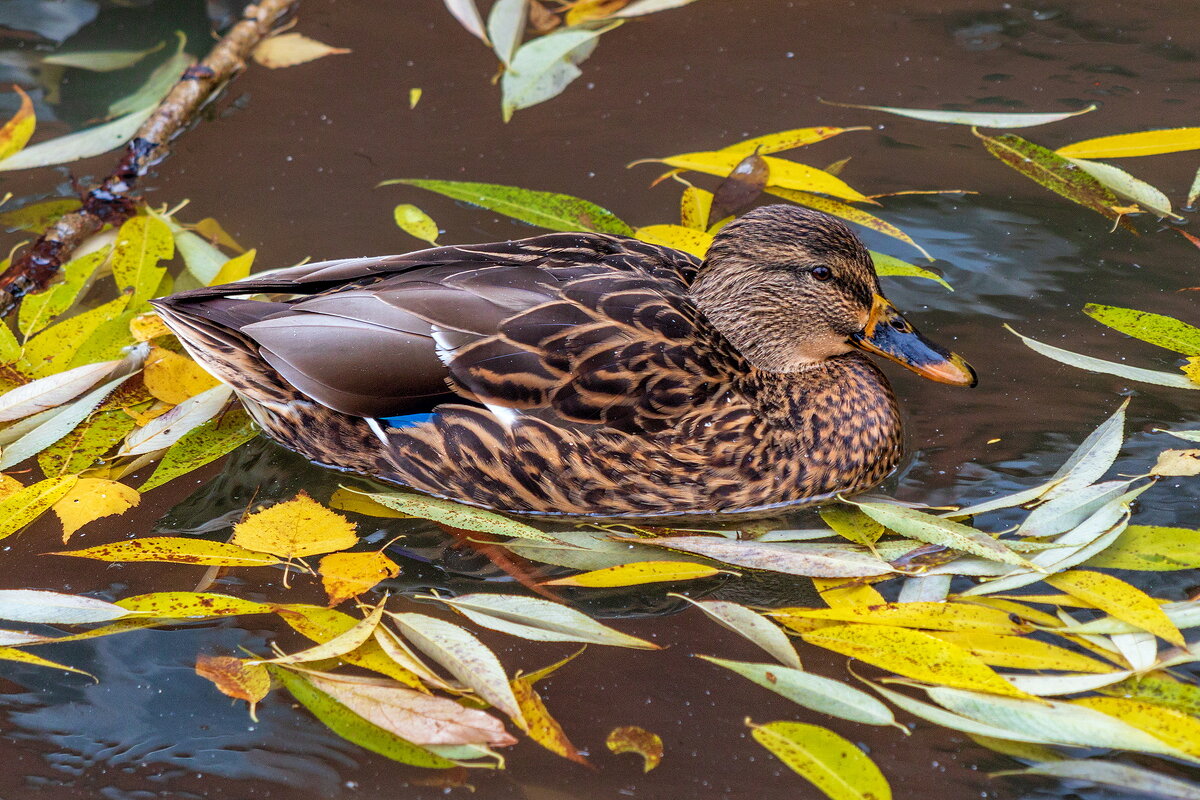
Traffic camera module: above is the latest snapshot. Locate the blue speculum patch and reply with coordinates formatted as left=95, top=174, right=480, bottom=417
left=378, top=412, right=436, bottom=429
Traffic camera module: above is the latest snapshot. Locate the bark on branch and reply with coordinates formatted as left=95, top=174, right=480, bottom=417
left=0, top=0, right=299, bottom=317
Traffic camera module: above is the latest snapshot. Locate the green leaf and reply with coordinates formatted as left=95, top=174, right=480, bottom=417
left=17, top=246, right=110, bottom=337
left=173, top=229, right=228, bottom=285
left=357, top=488, right=557, bottom=541
left=108, top=32, right=192, bottom=118
left=621, top=536, right=895, bottom=577
left=0, top=476, right=77, bottom=541
left=852, top=501, right=1033, bottom=567
left=1065, top=158, right=1178, bottom=218
left=485, top=0, right=526, bottom=66
left=749, top=720, right=892, bottom=800
left=1083, top=304, right=1200, bottom=355
left=823, top=100, right=1095, bottom=129
left=437, top=592, right=658, bottom=648
left=0, top=198, right=81, bottom=231
left=140, top=407, right=259, bottom=491
left=392, top=204, right=439, bottom=244
left=0, top=373, right=133, bottom=470
left=42, top=40, right=165, bottom=71
left=112, top=215, right=174, bottom=308
left=382, top=178, right=634, bottom=235
left=1084, top=525, right=1200, bottom=571
left=38, top=399, right=142, bottom=476
left=18, top=295, right=129, bottom=378
left=500, top=25, right=614, bottom=120
left=1007, top=325, right=1199, bottom=390
left=0, top=108, right=156, bottom=172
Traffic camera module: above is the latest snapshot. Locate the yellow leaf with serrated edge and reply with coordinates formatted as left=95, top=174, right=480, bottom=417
left=111, top=215, right=173, bottom=308
left=252, top=33, right=351, bottom=69
left=640, top=151, right=871, bottom=202
left=1046, top=570, right=1184, bottom=646
left=679, top=186, right=712, bottom=230
left=129, top=312, right=172, bottom=341
left=607, top=725, right=663, bottom=772
left=393, top=204, right=438, bottom=245
left=1072, top=696, right=1200, bottom=757
left=319, top=551, right=401, bottom=606
left=196, top=654, right=270, bottom=721
left=929, top=631, right=1117, bottom=673
left=232, top=492, right=358, bottom=558
left=0, top=475, right=77, bottom=541
left=1056, top=128, right=1200, bottom=159
left=209, top=248, right=256, bottom=286
left=749, top=719, right=891, bottom=800
left=143, top=345, right=219, bottom=404
left=51, top=477, right=139, bottom=541
left=512, top=675, right=589, bottom=764
left=634, top=225, right=713, bottom=258
left=811, top=578, right=885, bottom=608
left=0, top=85, right=35, bottom=161
left=328, top=487, right=411, bottom=518
left=801, top=623, right=1035, bottom=699
left=543, top=560, right=726, bottom=587
left=54, top=537, right=283, bottom=567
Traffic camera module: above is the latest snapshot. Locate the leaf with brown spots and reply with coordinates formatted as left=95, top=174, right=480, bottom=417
left=606, top=725, right=662, bottom=772
left=195, top=654, right=270, bottom=721
left=512, top=675, right=588, bottom=764
left=54, top=537, right=283, bottom=567
left=707, top=152, right=767, bottom=227
left=51, top=478, right=139, bottom=542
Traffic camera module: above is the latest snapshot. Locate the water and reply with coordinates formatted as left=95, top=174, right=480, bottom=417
left=1, top=0, right=1199, bottom=797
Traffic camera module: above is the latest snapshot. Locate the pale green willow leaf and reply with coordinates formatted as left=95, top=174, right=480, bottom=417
left=822, top=100, right=1095, bottom=128
left=625, top=536, right=895, bottom=577
left=852, top=501, right=1033, bottom=567
left=0, top=589, right=137, bottom=624
left=173, top=229, right=227, bottom=285
left=870, top=251, right=951, bottom=290
left=500, top=25, right=614, bottom=120
left=1061, top=600, right=1200, bottom=635
left=1007, top=325, right=1198, bottom=390
left=486, top=0, right=526, bottom=66
left=869, top=681, right=1059, bottom=744
left=107, top=32, right=191, bottom=117
left=119, top=384, right=232, bottom=456
left=443, top=0, right=490, bottom=45
left=1002, top=761, right=1200, bottom=800
left=0, top=373, right=132, bottom=469
left=1157, top=428, right=1200, bottom=443
left=1083, top=304, right=1200, bottom=355
left=0, top=359, right=119, bottom=422
left=1019, top=479, right=1134, bottom=538
left=438, top=593, right=656, bottom=649
left=501, top=529, right=705, bottom=570
left=675, top=596, right=802, bottom=668
left=1065, top=157, right=1178, bottom=218
left=1000, top=670, right=1134, bottom=697
left=1084, top=525, right=1200, bottom=571
left=358, top=489, right=555, bottom=541
left=946, top=480, right=1064, bottom=518
left=1040, top=399, right=1127, bottom=501
left=897, top=575, right=951, bottom=603
left=382, top=178, right=633, bottom=235
left=0, top=107, right=154, bottom=171
left=1189, top=167, right=1200, bottom=208
left=702, top=657, right=899, bottom=728
left=42, top=40, right=164, bottom=71
left=612, top=0, right=703, bottom=16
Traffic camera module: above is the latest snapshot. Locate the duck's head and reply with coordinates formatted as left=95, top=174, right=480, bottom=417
left=690, top=204, right=976, bottom=386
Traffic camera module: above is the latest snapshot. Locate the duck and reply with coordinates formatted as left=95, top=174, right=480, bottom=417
left=152, top=205, right=975, bottom=519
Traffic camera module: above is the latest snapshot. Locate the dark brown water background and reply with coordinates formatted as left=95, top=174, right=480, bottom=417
left=1, top=1, right=1200, bottom=798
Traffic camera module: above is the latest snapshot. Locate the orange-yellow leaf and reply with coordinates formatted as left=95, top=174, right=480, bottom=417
left=0, top=85, right=35, bottom=161
left=1046, top=570, right=1184, bottom=646
left=606, top=725, right=663, bottom=772
left=231, top=492, right=358, bottom=558
left=543, top=560, right=726, bottom=587
left=0, top=473, right=24, bottom=501
left=319, top=551, right=401, bottom=606
left=512, top=676, right=589, bottom=764
left=195, top=654, right=270, bottom=721
left=129, top=312, right=172, bottom=342
left=209, top=249, right=256, bottom=286
left=143, top=345, right=220, bottom=405
left=252, top=33, right=351, bottom=69
left=51, top=478, right=139, bottom=542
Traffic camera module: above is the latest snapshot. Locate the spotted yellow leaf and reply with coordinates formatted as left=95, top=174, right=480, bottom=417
left=543, top=560, right=727, bottom=587
left=232, top=492, right=358, bottom=558
left=51, top=477, right=139, bottom=541
left=143, top=345, right=220, bottom=404
left=1046, top=570, right=1184, bottom=646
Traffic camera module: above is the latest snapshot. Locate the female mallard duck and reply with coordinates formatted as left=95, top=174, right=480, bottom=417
left=153, top=205, right=974, bottom=518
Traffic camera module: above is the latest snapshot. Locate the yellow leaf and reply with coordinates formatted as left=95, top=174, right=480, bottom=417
left=1183, top=356, right=1200, bottom=386
left=0, top=473, right=23, bottom=501
left=776, top=601, right=1029, bottom=634
left=18, top=295, right=129, bottom=377
left=1150, top=449, right=1200, bottom=477
left=408, top=87, right=422, bottom=109
left=748, top=720, right=891, bottom=800
left=767, top=186, right=932, bottom=260
left=190, top=218, right=245, bottom=252
left=929, top=631, right=1118, bottom=673
left=275, top=604, right=425, bottom=690
left=142, top=345, right=220, bottom=404
left=0, top=475, right=77, bottom=541
left=209, top=248, right=256, bottom=286
left=720, top=126, right=870, bottom=156
left=196, top=654, right=270, bottom=721
left=640, top=151, right=872, bottom=202
left=801, top=623, right=1034, bottom=699
left=392, top=204, right=439, bottom=245
left=0, top=646, right=93, bottom=680
left=606, top=724, right=663, bottom=772
left=231, top=492, right=358, bottom=558
left=1056, top=127, right=1200, bottom=159
left=512, top=675, right=589, bottom=764
left=54, top=537, right=284, bottom=567
left=328, top=487, right=411, bottom=518
left=51, top=477, right=139, bottom=542
left=129, top=312, right=172, bottom=342
left=679, top=186, right=713, bottom=230
left=319, top=551, right=401, bottom=606
left=1046, top=570, right=1184, bottom=646
left=811, top=579, right=886, bottom=608
left=1072, top=696, right=1200, bottom=757
left=117, top=591, right=273, bottom=617
left=112, top=215, right=173, bottom=308
left=252, top=33, right=351, bottom=69
left=0, top=85, right=35, bottom=161
left=819, top=505, right=885, bottom=546
left=565, top=0, right=628, bottom=25
left=633, top=224, right=714, bottom=258
left=542, top=560, right=727, bottom=587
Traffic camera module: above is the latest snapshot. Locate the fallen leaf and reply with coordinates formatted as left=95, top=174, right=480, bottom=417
left=869, top=251, right=951, bottom=289
left=328, top=487, right=411, bottom=518
left=674, top=596, right=801, bottom=668
left=392, top=204, right=439, bottom=245
left=195, top=655, right=270, bottom=720
left=633, top=224, right=713, bottom=258
left=720, top=126, right=869, bottom=156
left=54, top=537, right=284, bottom=567
left=0, top=107, right=155, bottom=172
left=17, top=246, right=110, bottom=337
left=208, top=249, right=256, bottom=286
left=486, top=0, right=527, bottom=65
left=1046, top=570, right=1184, bottom=646
left=637, top=150, right=870, bottom=202
left=852, top=501, right=1033, bottom=567
left=748, top=719, right=891, bottom=800
left=0, top=84, right=35, bottom=161
left=0, top=197, right=81, bottom=232
left=1152, top=449, right=1200, bottom=477
left=443, top=0, right=491, bottom=45
left=0, top=475, right=77, bottom=540
left=358, top=488, right=556, bottom=541
left=620, top=536, right=894, bottom=577
left=0, top=646, right=94, bottom=680
left=606, top=725, right=663, bottom=772
left=252, top=33, right=351, bottom=69
left=276, top=605, right=424, bottom=689
left=319, top=551, right=401, bottom=606
left=1084, top=525, right=1200, bottom=571
left=143, top=345, right=220, bottom=404
left=1065, top=158, right=1176, bottom=218
left=0, top=589, right=137, bottom=624
left=500, top=25, right=615, bottom=121
left=117, top=591, right=273, bottom=617
left=707, top=152, right=767, bottom=227
left=564, top=0, right=627, bottom=25
left=232, top=492, right=358, bottom=559
left=437, top=592, right=658, bottom=648
left=1056, top=127, right=1200, bottom=158
left=43, top=41, right=165, bottom=71
left=512, top=675, right=587, bottom=763
left=119, top=384, right=234, bottom=456
left=543, top=560, right=726, bottom=587
left=263, top=602, right=385, bottom=665
left=929, top=631, right=1117, bottom=673
left=409, top=88, right=422, bottom=109
left=823, top=99, right=1095, bottom=128
left=819, top=505, right=884, bottom=546
left=1084, top=304, right=1200, bottom=355
left=51, top=477, right=139, bottom=541
left=108, top=33, right=192, bottom=118
left=18, top=295, right=129, bottom=378
left=0, top=359, right=120, bottom=422
left=772, top=601, right=1028, bottom=634
left=1002, top=761, right=1200, bottom=800
left=138, top=406, right=259, bottom=492
left=679, top=186, right=713, bottom=230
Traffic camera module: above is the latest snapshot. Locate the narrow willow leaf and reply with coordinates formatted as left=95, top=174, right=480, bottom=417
left=439, top=593, right=657, bottom=649
left=270, top=666, right=457, bottom=768
left=869, top=251, right=952, bottom=290
left=612, top=0, right=701, bottom=16
left=277, top=605, right=424, bottom=689
left=0, top=85, right=35, bottom=161
left=869, top=680, right=1059, bottom=743
left=634, top=224, right=713, bottom=258
left=232, top=492, right=358, bottom=559
left=358, top=489, right=555, bottom=541
left=0, top=589, right=137, bottom=624
left=0, top=107, right=155, bottom=172
left=948, top=480, right=1065, bottom=518
left=43, top=41, right=164, bottom=71
left=502, top=529, right=704, bottom=571
left=1066, top=157, right=1177, bottom=217
left=500, top=26, right=612, bottom=120
left=1158, top=428, right=1200, bottom=443
left=897, top=575, right=951, bottom=603
left=117, top=591, right=272, bottom=617
left=1005, top=761, right=1200, bottom=800
left=767, top=186, right=933, bottom=260
left=679, top=185, right=713, bottom=230
left=196, top=655, right=270, bottom=720
left=1019, top=479, right=1134, bottom=538
left=512, top=676, right=587, bottom=763
left=328, top=487, right=411, bottom=518
left=621, top=536, right=895, bottom=577
left=1040, top=400, right=1128, bottom=502
left=721, top=126, right=869, bottom=156
left=1001, top=670, right=1134, bottom=697
left=543, top=560, right=725, bottom=587
left=823, top=100, right=1095, bottom=129
left=112, top=215, right=173, bottom=308
left=1007, top=325, right=1199, bottom=390
left=802, top=624, right=1032, bottom=699
left=486, top=0, right=526, bottom=66
left=390, top=612, right=525, bottom=726
left=51, top=477, right=139, bottom=541
left=108, top=33, right=191, bottom=117
left=0, top=646, right=94, bottom=679
left=319, top=551, right=401, bottom=606
left=1057, top=127, right=1200, bottom=159
left=0, top=475, right=77, bottom=540
left=119, top=384, right=233, bottom=456
left=208, top=249, right=255, bottom=287
left=639, top=151, right=871, bottom=202
left=1190, top=166, right=1200, bottom=208
left=1057, top=600, right=1200, bottom=636
left=54, top=537, right=283, bottom=567
left=819, top=505, right=884, bottom=545
left=929, top=631, right=1117, bottom=674
left=139, top=406, right=258, bottom=492
left=814, top=580, right=886, bottom=608
left=173, top=229, right=227, bottom=285
left=852, top=501, right=1033, bottom=567
left=251, top=33, right=351, bottom=69
left=675, top=596, right=802, bottom=668
left=392, top=204, right=439, bottom=244
left=1084, top=525, right=1200, bottom=571
left=38, top=390, right=146, bottom=477
left=382, top=179, right=633, bottom=235
left=1046, top=570, right=1184, bottom=645
left=967, top=734, right=1066, bottom=762
left=606, top=725, right=663, bottom=772
left=1083, top=304, right=1200, bottom=355
left=701, top=657, right=898, bottom=728
left=0, top=373, right=132, bottom=470
left=773, top=601, right=1028, bottom=634
left=0, top=198, right=81, bottom=232
left=749, top=720, right=892, bottom=800
left=0, top=360, right=119, bottom=422
left=1097, top=675, right=1200, bottom=716
left=443, top=0, right=491, bottom=44
left=17, top=246, right=110, bottom=337
left=263, top=603, right=385, bottom=665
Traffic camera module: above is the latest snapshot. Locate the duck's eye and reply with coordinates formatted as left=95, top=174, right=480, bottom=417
left=810, top=266, right=833, bottom=282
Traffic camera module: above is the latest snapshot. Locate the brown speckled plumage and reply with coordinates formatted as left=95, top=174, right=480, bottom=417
left=153, top=205, right=970, bottom=518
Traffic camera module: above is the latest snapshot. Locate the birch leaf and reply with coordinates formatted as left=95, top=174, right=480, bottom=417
left=721, top=126, right=869, bottom=156
left=231, top=492, right=358, bottom=559
left=437, top=592, right=657, bottom=649
left=142, top=345, right=219, bottom=404
left=252, top=33, right=351, bottom=69
left=749, top=720, right=892, bottom=800
left=51, top=477, right=139, bottom=541
left=319, top=551, right=401, bottom=606
left=1152, top=449, right=1200, bottom=477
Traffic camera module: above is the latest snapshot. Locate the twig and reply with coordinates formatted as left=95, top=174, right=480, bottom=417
left=0, top=0, right=299, bottom=317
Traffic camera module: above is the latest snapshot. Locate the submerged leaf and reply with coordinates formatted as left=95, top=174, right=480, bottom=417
left=0, top=85, right=35, bottom=161
left=0, top=107, right=156, bottom=172
left=1004, top=761, right=1200, bottom=800
left=196, top=655, right=270, bottom=720
left=606, top=725, right=663, bottom=772
left=231, top=492, right=358, bottom=559
left=749, top=720, right=892, bottom=800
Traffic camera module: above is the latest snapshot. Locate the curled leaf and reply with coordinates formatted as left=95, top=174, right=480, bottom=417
left=606, top=725, right=663, bottom=772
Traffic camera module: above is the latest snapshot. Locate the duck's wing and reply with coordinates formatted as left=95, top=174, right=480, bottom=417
left=155, top=232, right=743, bottom=431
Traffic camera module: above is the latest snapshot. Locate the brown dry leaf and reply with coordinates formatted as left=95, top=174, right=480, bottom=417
left=231, top=492, right=358, bottom=558
left=143, top=345, right=219, bottom=404
left=51, top=478, right=140, bottom=542
left=252, top=33, right=351, bottom=69
left=606, top=725, right=663, bottom=772
left=512, top=675, right=589, bottom=764
left=319, top=551, right=401, bottom=606
left=708, top=152, right=768, bottom=227
left=195, top=654, right=270, bottom=721
left=1151, top=449, right=1200, bottom=477
left=528, top=0, right=561, bottom=32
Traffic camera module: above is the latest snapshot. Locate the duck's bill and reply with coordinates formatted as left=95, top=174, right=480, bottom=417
left=850, top=295, right=977, bottom=387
